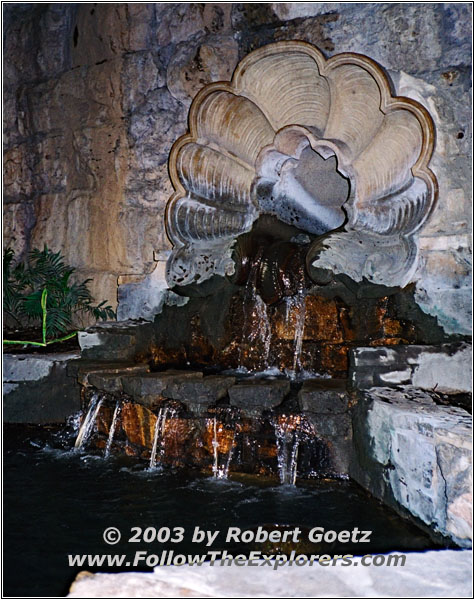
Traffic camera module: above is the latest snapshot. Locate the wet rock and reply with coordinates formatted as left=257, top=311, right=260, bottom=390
left=121, top=371, right=203, bottom=408
left=298, top=379, right=349, bottom=414
left=274, top=295, right=344, bottom=342
left=228, top=379, right=290, bottom=415
left=351, top=386, right=472, bottom=547
left=306, top=413, right=351, bottom=438
left=120, top=401, right=157, bottom=449
left=326, top=435, right=352, bottom=475
left=68, top=359, right=149, bottom=386
left=298, top=379, right=352, bottom=475
left=163, top=375, right=236, bottom=408
left=87, top=373, right=125, bottom=393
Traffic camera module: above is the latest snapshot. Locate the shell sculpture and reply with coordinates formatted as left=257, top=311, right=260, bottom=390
left=166, top=41, right=437, bottom=288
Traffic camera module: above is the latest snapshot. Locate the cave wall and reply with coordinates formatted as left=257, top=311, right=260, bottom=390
left=3, top=3, right=471, bottom=334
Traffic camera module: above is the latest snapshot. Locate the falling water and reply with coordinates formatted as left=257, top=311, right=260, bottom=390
left=255, top=294, right=272, bottom=365
left=149, top=407, right=171, bottom=470
left=104, top=401, right=121, bottom=458
left=292, top=293, right=306, bottom=373
left=211, top=417, right=236, bottom=479
left=212, top=417, right=219, bottom=476
left=239, top=249, right=272, bottom=369
left=285, top=293, right=306, bottom=375
left=274, top=418, right=300, bottom=485
left=74, top=392, right=104, bottom=451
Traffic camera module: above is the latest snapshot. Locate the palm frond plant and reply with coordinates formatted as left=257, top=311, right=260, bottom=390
left=3, top=246, right=116, bottom=346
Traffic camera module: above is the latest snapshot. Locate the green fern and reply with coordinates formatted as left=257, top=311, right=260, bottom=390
left=3, top=246, right=116, bottom=342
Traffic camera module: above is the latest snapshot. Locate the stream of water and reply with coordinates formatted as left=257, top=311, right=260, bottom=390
left=104, top=400, right=121, bottom=459
left=73, top=392, right=103, bottom=451
left=210, top=416, right=236, bottom=479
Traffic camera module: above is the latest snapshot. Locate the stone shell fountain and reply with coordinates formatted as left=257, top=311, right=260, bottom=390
left=73, top=43, right=445, bottom=481
left=165, top=40, right=437, bottom=290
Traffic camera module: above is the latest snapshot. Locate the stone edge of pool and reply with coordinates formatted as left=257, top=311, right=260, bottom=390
left=67, top=550, right=473, bottom=598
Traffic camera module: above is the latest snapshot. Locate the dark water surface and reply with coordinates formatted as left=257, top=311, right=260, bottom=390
left=3, top=426, right=442, bottom=597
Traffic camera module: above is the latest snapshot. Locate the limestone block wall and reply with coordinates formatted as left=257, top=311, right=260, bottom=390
left=3, top=3, right=471, bottom=333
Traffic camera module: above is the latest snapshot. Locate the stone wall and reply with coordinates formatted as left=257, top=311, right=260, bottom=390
left=3, top=3, right=471, bottom=333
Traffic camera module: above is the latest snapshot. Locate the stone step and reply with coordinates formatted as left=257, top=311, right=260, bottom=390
left=121, top=371, right=203, bottom=408
left=162, top=375, right=236, bottom=414
left=68, top=360, right=150, bottom=389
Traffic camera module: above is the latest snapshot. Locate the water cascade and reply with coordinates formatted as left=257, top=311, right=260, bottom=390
left=210, top=417, right=236, bottom=479
left=274, top=415, right=302, bottom=485
left=286, top=293, right=306, bottom=375
left=104, top=400, right=121, bottom=458
left=74, top=392, right=104, bottom=451
left=239, top=248, right=272, bottom=370
left=149, top=407, right=171, bottom=470
left=254, top=295, right=272, bottom=366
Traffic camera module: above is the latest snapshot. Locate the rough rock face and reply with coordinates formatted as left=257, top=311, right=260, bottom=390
left=3, top=352, right=81, bottom=423
left=3, top=4, right=471, bottom=334
left=351, top=386, right=472, bottom=547
left=350, top=343, right=472, bottom=393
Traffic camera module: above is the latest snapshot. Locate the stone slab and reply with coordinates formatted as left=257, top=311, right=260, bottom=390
left=121, top=371, right=203, bottom=407
left=163, top=375, right=236, bottom=405
left=87, top=373, right=124, bottom=393
left=350, top=343, right=471, bottom=393
left=350, top=386, right=472, bottom=548
left=228, top=379, right=290, bottom=413
left=298, top=379, right=349, bottom=414
left=4, top=351, right=80, bottom=382
left=68, top=360, right=150, bottom=387
left=68, top=551, right=472, bottom=598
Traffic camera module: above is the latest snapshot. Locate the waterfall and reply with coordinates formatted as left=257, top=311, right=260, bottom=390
left=292, top=293, right=306, bottom=373
left=285, top=293, right=306, bottom=375
left=74, top=392, right=104, bottom=451
left=211, top=417, right=235, bottom=479
left=274, top=418, right=300, bottom=485
left=239, top=249, right=272, bottom=369
left=104, top=401, right=121, bottom=458
left=149, top=407, right=172, bottom=470
left=212, top=417, right=219, bottom=476
left=254, top=294, right=272, bottom=365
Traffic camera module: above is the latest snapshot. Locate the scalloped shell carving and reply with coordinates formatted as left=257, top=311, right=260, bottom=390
left=166, top=41, right=437, bottom=287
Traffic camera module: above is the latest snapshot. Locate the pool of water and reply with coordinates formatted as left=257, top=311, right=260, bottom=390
left=4, top=426, right=443, bottom=597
